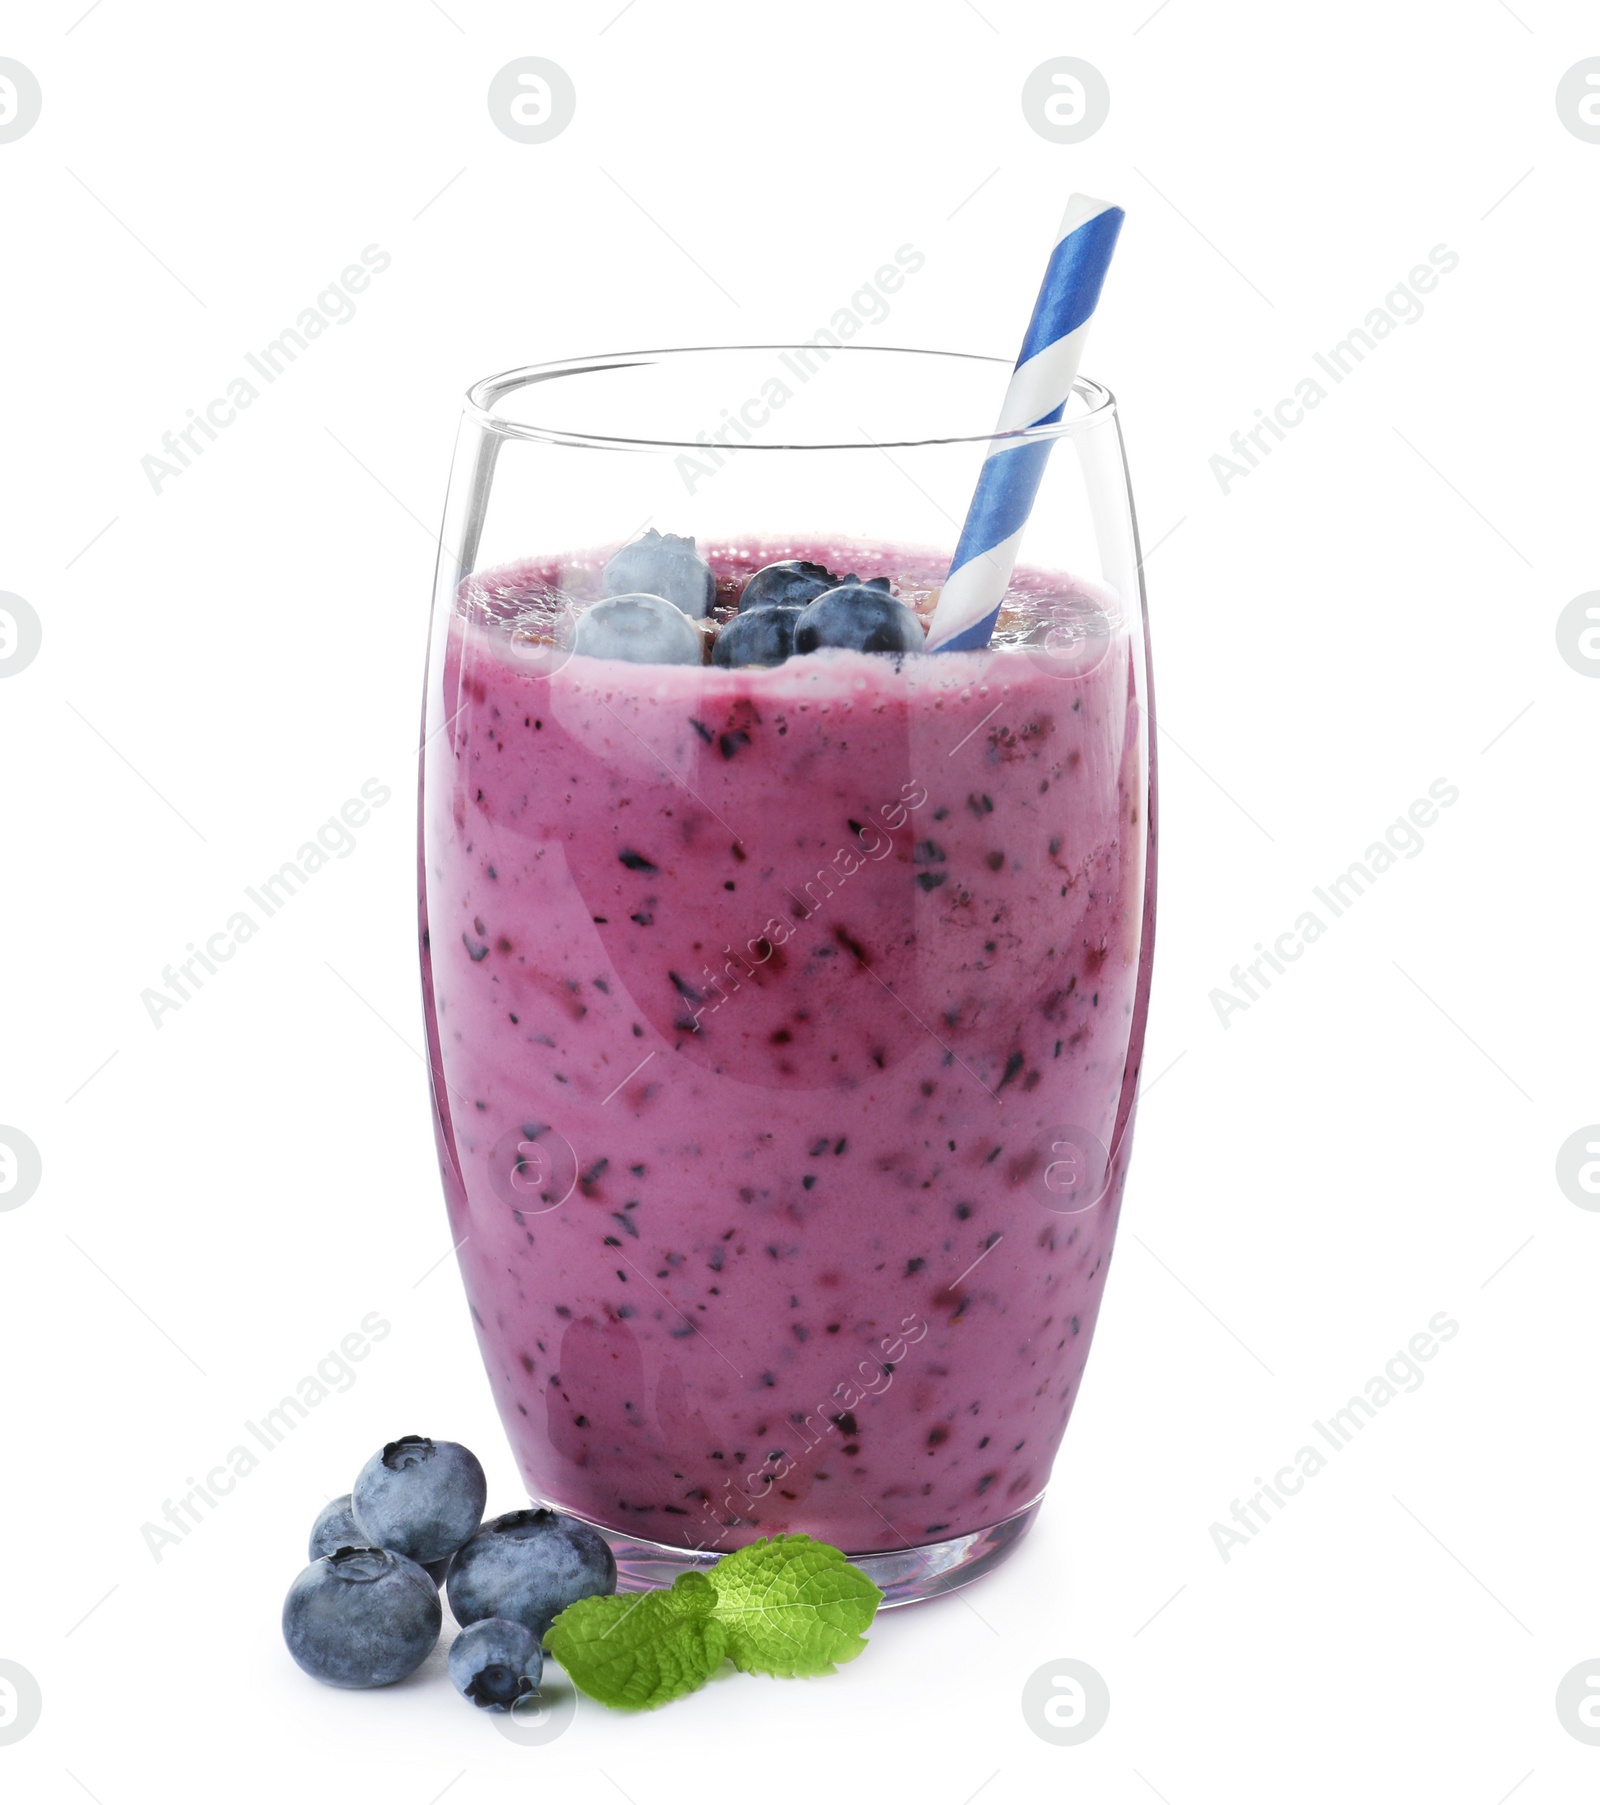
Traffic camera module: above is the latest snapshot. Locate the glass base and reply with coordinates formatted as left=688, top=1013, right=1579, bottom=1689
left=566, top=1494, right=1044, bottom=1609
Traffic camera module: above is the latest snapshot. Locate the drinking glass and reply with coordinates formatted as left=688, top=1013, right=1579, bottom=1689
left=419, top=346, right=1157, bottom=1604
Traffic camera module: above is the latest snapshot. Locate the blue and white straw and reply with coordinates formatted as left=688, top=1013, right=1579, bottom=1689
left=926, top=194, right=1125, bottom=654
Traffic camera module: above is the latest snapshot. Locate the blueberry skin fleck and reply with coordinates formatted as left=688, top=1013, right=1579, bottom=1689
left=794, top=584, right=925, bottom=655
left=448, top=1617, right=544, bottom=1710
left=737, top=559, right=840, bottom=612
left=307, top=1493, right=363, bottom=1562
left=282, top=1546, right=442, bottom=1689
left=446, top=1507, right=617, bottom=1640
left=601, top=529, right=715, bottom=618
left=713, top=606, right=802, bottom=668
left=574, top=593, right=703, bottom=665
left=351, top=1436, right=487, bottom=1566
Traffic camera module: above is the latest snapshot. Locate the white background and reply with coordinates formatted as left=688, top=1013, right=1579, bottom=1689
left=2, top=1, right=1598, bottom=1800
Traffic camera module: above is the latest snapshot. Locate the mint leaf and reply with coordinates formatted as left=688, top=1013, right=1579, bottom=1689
left=544, top=1538, right=883, bottom=1708
left=707, top=1534, right=883, bottom=1677
left=545, top=1570, right=726, bottom=1710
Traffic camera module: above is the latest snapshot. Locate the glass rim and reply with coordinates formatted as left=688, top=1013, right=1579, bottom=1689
left=464, top=345, right=1117, bottom=453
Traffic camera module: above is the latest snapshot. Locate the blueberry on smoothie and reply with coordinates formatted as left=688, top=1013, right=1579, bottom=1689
left=448, top=1617, right=544, bottom=1710
left=282, top=1546, right=442, bottom=1689
left=446, top=1507, right=617, bottom=1639
left=713, top=605, right=802, bottom=668
left=574, top=593, right=702, bottom=665
left=794, top=583, right=925, bottom=655
left=351, top=1436, right=487, bottom=1566
left=601, top=529, right=715, bottom=618
left=738, top=559, right=841, bottom=612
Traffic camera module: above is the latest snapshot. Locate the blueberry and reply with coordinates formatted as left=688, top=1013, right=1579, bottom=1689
left=738, top=559, right=841, bottom=612
left=602, top=529, right=714, bottom=618
left=448, top=1617, right=544, bottom=1711
left=282, top=1546, right=442, bottom=1689
left=713, top=606, right=801, bottom=668
left=573, top=593, right=702, bottom=665
left=446, top=1507, right=617, bottom=1640
left=311, top=1491, right=450, bottom=1586
left=794, top=584, right=925, bottom=655
left=308, top=1494, right=362, bottom=1562
left=351, top=1436, right=487, bottom=1566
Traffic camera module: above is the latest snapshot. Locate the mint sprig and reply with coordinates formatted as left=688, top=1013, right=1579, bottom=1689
left=544, top=1570, right=726, bottom=1710
left=709, top=1533, right=882, bottom=1677
left=545, top=1535, right=883, bottom=1710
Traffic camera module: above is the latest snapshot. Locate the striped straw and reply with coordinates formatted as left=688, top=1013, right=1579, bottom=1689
left=925, top=194, right=1124, bottom=653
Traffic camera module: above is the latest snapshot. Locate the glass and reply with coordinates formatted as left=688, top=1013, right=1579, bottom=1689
left=418, top=346, right=1157, bottom=1605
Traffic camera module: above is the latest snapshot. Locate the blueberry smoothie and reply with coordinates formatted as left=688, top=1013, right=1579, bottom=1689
left=420, top=534, right=1154, bottom=1560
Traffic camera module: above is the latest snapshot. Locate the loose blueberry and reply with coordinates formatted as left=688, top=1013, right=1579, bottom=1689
left=351, top=1436, right=487, bottom=1566
left=712, top=606, right=801, bottom=668
left=308, top=1494, right=362, bottom=1562
left=738, top=559, right=841, bottom=613
left=446, top=1507, right=617, bottom=1640
left=448, top=1617, right=544, bottom=1711
left=310, top=1492, right=449, bottom=1586
left=601, top=529, right=714, bottom=618
left=282, top=1546, right=442, bottom=1689
left=573, top=593, right=702, bottom=665
left=794, top=584, right=925, bottom=655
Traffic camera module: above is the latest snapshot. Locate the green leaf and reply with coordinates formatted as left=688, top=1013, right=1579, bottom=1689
left=706, top=1534, right=884, bottom=1677
left=545, top=1570, right=727, bottom=1710
left=543, top=1538, right=884, bottom=1709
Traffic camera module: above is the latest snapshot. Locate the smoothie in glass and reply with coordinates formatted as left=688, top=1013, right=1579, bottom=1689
left=420, top=534, right=1153, bottom=1579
